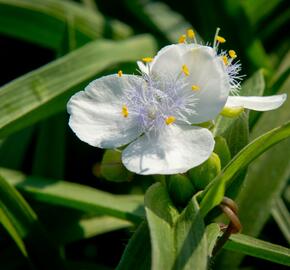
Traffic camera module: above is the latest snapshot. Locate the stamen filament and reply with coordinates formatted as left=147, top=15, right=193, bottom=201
left=213, top=27, right=221, bottom=49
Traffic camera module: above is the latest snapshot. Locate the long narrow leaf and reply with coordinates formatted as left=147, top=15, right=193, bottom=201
left=199, top=120, right=290, bottom=217
left=215, top=63, right=290, bottom=269
left=53, top=215, right=132, bottom=244
left=0, top=0, right=131, bottom=50
left=0, top=35, right=156, bottom=138
left=0, top=173, right=65, bottom=269
left=145, top=183, right=208, bottom=270
left=0, top=167, right=144, bottom=224
left=271, top=198, right=290, bottom=244
left=125, top=0, right=199, bottom=44
left=224, top=234, right=290, bottom=266
left=117, top=221, right=151, bottom=270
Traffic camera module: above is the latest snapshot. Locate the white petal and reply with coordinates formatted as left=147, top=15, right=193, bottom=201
left=122, top=124, right=214, bottom=175
left=137, top=61, right=149, bottom=74
left=181, top=46, right=230, bottom=123
left=150, top=44, right=188, bottom=79
left=67, top=74, right=143, bottom=148
left=151, top=44, right=230, bottom=124
left=225, top=94, right=287, bottom=111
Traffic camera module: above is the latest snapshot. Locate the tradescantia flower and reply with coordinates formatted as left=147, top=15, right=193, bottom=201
left=67, top=28, right=286, bottom=175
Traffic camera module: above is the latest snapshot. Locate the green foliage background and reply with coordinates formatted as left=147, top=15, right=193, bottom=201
left=0, top=0, right=289, bottom=269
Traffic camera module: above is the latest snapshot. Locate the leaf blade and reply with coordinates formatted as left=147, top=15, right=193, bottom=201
left=225, top=234, right=290, bottom=266
left=0, top=167, right=144, bottom=224
left=0, top=35, right=156, bottom=138
left=200, top=120, right=290, bottom=217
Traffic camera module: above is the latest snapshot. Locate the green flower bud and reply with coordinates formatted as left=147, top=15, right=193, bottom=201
left=214, top=136, right=231, bottom=168
left=101, top=150, right=132, bottom=182
left=188, top=152, right=221, bottom=190
left=220, top=106, right=244, bottom=118
left=168, top=174, right=196, bottom=206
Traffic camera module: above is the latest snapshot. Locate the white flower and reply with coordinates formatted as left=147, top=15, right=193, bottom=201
left=67, top=29, right=286, bottom=175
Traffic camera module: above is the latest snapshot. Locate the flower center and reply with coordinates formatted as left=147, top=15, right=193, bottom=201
left=122, top=73, right=197, bottom=134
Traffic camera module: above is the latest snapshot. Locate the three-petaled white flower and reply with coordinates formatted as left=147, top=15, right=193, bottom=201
left=67, top=30, right=286, bottom=175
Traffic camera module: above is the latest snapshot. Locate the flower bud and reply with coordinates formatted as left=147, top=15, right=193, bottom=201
left=220, top=106, right=244, bottom=118
left=214, top=136, right=231, bottom=168
left=168, top=174, right=196, bottom=206
left=101, top=150, right=132, bottom=182
left=188, top=152, right=221, bottom=190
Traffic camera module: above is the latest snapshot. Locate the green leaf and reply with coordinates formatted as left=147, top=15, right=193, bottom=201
left=242, top=0, right=283, bottom=26
left=271, top=198, right=290, bottom=244
left=241, top=69, right=266, bottom=97
left=0, top=173, right=65, bottom=269
left=0, top=167, right=144, bottom=224
left=0, top=126, right=34, bottom=169
left=215, top=65, right=290, bottom=270
left=0, top=35, right=156, bottom=138
left=124, top=0, right=200, bottom=44
left=145, top=183, right=208, bottom=270
left=32, top=113, right=66, bottom=178
left=237, top=78, right=290, bottom=235
left=117, top=221, right=151, bottom=270
left=0, top=0, right=132, bottom=50
left=224, top=234, right=290, bottom=266
left=205, top=223, right=221, bottom=257
left=0, top=200, right=27, bottom=257
left=199, top=120, right=290, bottom=217
left=53, top=215, right=133, bottom=244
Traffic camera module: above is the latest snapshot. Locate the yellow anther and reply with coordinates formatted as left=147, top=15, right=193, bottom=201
left=191, top=85, right=200, bottom=91
left=182, top=64, right=190, bottom=76
left=122, top=105, right=129, bottom=118
left=222, top=55, right=228, bottom=65
left=165, top=116, right=176, bottom=125
left=117, top=70, right=123, bottom=77
left=142, top=57, right=153, bottom=63
left=229, top=50, right=237, bottom=59
left=216, top=35, right=226, bottom=43
left=178, top=34, right=186, bottom=43
left=187, top=29, right=195, bottom=39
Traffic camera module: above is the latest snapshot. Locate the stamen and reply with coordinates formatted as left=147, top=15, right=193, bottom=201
left=216, top=35, right=226, bottom=43
left=222, top=56, right=228, bottom=65
left=229, top=50, right=237, bottom=59
left=191, top=85, right=200, bottom=91
left=187, top=29, right=195, bottom=39
left=178, top=34, right=186, bottom=44
left=182, top=64, right=190, bottom=76
left=122, top=105, right=129, bottom=118
left=142, top=57, right=153, bottom=63
left=165, top=116, right=176, bottom=125
left=117, top=70, right=123, bottom=77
